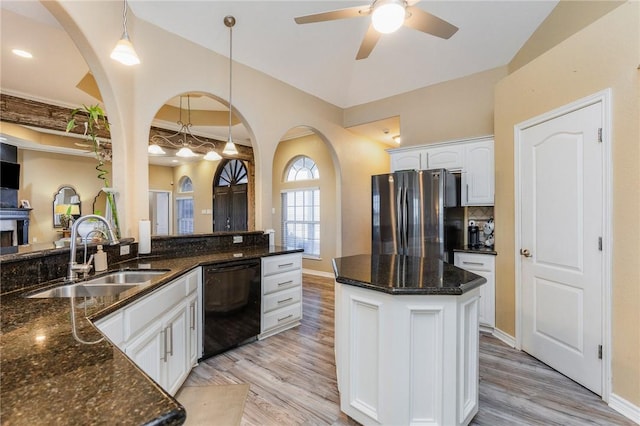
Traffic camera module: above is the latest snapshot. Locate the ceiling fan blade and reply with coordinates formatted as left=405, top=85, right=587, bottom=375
left=356, top=24, right=382, bottom=60
left=294, top=5, right=369, bottom=25
left=404, top=6, right=458, bottom=39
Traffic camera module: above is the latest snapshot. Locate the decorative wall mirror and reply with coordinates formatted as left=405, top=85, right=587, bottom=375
left=53, top=186, right=81, bottom=228
left=92, top=190, right=108, bottom=216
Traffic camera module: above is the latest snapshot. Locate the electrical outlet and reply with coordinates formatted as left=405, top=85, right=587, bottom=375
left=120, top=245, right=130, bottom=255
left=233, top=235, right=243, bottom=244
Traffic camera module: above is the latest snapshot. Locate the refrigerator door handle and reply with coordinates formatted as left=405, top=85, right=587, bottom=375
left=396, top=185, right=403, bottom=252
left=402, top=183, right=408, bottom=254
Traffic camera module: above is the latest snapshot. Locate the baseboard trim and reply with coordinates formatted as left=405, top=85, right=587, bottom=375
left=492, top=328, right=516, bottom=348
left=302, top=268, right=335, bottom=279
left=609, top=393, right=640, bottom=425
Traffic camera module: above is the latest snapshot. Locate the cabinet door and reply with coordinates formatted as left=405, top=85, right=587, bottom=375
left=454, top=253, right=495, bottom=328
left=462, top=140, right=494, bottom=205
left=390, top=150, right=425, bottom=172
left=425, top=145, right=463, bottom=170
left=125, top=321, right=164, bottom=386
left=186, top=292, right=199, bottom=366
left=162, top=301, right=190, bottom=396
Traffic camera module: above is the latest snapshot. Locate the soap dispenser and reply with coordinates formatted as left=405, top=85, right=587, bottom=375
left=94, top=245, right=108, bottom=272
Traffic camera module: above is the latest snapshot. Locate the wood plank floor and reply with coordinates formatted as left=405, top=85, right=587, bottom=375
left=182, top=274, right=633, bottom=426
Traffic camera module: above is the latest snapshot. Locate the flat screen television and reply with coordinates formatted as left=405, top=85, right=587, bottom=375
left=0, top=161, right=21, bottom=189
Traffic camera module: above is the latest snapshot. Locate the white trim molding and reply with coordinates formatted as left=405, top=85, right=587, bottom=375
left=492, top=328, right=516, bottom=348
left=609, top=393, right=640, bottom=425
left=302, top=268, right=335, bottom=278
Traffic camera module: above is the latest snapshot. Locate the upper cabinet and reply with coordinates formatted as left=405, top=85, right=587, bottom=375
left=389, top=137, right=494, bottom=206
left=462, top=140, right=494, bottom=206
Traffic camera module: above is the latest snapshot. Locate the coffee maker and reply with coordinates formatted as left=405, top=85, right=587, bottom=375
left=468, top=221, right=480, bottom=248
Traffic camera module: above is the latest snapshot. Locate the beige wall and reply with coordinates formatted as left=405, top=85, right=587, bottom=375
left=272, top=133, right=337, bottom=272
left=344, top=66, right=507, bottom=147
left=18, top=150, right=110, bottom=244
left=494, top=1, right=640, bottom=405
left=171, top=160, right=220, bottom=235
left=148, top=164, right=173, bottom=192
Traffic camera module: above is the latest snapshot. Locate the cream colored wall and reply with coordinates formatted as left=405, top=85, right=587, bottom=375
left=272, top=133, right=337, bottom=273
left=46, top=2, right=387, bottom=262
left=148, top=164, right=174, bottom=192
left=18, top=150, right=110, bottom=244
left=344, top=66, right=507, bottom=147
left=494, top=1, right=640, bottom=405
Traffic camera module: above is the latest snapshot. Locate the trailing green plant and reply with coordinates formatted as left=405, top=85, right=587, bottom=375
left=66, top=104, right=120, bottom=238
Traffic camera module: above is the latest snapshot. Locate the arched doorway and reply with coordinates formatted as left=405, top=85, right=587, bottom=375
left=213, top=159, right=248, bottom=231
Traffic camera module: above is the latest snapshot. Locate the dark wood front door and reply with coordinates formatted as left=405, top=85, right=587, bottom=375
left=213, top=159, right=248, bottom=232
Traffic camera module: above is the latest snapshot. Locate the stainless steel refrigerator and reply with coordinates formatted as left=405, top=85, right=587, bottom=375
left=372, top=169, right=464, bottom=262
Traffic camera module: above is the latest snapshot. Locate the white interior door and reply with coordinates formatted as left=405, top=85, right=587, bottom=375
left=519, top=101, right=603, bottom=395
left=149, top=191, right=171, bottom=235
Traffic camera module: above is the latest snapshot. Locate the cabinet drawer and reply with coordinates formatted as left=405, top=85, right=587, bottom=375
left=185, top=269, right=199, bottom=295
left=454, top=252, right=495, bottom=272
left=263, top=287, right=301, bottom=313
left=95, top=311, right=124, bottom=347
left=262, top=253, right=302, bottom=276
left=262, top=269, right=302, bottom=294
left=124, top=279, right=186, bottom=341
left=262, top=303, right=302, bottom=332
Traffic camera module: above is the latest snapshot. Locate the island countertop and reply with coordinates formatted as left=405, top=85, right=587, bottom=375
left=0, top=245, right=301, bottom=425
left=332, top=254, right=486, bottom=295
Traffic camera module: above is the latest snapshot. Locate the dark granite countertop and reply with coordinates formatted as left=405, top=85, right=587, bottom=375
left=453, top=246, right=498, bottom=255
left=0, top=245, right=302, bottom=425
left=332, top=254, right=486, bottom=295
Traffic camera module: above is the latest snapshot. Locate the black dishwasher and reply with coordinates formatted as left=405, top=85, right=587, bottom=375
left=201, top=259, right=261, bottom=360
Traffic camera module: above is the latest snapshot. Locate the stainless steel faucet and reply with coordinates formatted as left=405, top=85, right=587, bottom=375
left=67, top=215, right=119, bottom=282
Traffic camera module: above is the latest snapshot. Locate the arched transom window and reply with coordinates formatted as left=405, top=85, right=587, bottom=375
left=285, top=156, right=319, bottom=181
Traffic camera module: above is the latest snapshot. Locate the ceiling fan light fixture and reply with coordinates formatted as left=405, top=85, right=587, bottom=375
left=371, top=0, right=406, bottom=34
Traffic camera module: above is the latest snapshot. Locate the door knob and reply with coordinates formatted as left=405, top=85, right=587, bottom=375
left=520, top=248, right=532, bottom=257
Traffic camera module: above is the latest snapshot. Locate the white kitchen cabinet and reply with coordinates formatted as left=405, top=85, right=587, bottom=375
left=462, top=140, right=494, bottom=205
left=454, top=252, right=495, bottom=330
left=390, top=148, right=428, bottom=171
left=424, top=144, right=464, bottom=170
left=96, top=268, right=201, bottom=396
left=260, top=252, right=302, bottom=338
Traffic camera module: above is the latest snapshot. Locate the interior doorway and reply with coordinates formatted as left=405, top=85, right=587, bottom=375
left=515, top=90, right=611, bottom=398
left=213, top=159, right=248, bottom=232
left=149, top=190, right=171, bottom=235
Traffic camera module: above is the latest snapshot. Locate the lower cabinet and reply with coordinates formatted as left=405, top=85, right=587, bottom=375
left=454, top=252, right=495, bottom=330
left=260, top=253, right=303, bottom=338
left=94, top=268, right=200, bottom=396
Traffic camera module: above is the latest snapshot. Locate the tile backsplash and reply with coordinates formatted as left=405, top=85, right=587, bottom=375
left=466, top=206, right=495, bottom=245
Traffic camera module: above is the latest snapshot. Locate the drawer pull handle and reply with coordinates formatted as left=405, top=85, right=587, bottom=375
left=278, top=262, right=294, bottom=268
left=462, top=261, right=484, bottom=266
left=277, top=314, right=293, bottom=322
left=277, top=297, right=294, bottom=304
left=277, top=280, right=293, bottom=287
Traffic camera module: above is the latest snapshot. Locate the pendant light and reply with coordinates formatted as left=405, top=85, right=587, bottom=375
left=371, top=0, right=406, bottom=34
left=223, top=16, right=239, bottom=156
left=110, top=0, right=141, bottom=66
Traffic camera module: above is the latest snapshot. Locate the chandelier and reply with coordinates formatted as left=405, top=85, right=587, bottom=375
left=148, top=95, right=222, bottom=161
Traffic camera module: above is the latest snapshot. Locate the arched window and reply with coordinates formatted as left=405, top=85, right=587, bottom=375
left=285, top=156, right=319, bottom=181
left=282, top=156, right=320, bottom=257
left=176, top=176, right=194, bottom=234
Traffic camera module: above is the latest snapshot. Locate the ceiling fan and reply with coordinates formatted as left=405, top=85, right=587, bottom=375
left=294, top=0, right=458, bottom=60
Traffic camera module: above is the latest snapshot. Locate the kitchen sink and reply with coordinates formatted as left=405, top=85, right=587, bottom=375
left=82, top=270, right=169, bottom=285
left=26, top=270, right=169, bottom=299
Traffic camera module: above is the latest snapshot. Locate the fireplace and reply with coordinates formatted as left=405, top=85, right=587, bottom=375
left=0, top=208, right=31, bottom=252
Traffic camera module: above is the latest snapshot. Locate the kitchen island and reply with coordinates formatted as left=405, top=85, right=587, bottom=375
left=332, top=254, right=486, bottom=426
left=0, top=243, right=301, bottom=425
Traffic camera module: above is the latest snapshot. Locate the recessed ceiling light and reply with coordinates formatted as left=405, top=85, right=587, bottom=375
left=12, top=49, right=33, bottom=59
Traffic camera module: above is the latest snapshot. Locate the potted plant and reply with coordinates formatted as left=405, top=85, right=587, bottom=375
left=66, top=104, right=121, bottom=238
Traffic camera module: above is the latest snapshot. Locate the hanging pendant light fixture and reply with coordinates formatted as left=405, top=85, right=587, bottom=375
left=110, top=0, right=141, bottom=66
left=223, top=16, right=239, bottom=156
left=149, top=95, right=221, bottom=161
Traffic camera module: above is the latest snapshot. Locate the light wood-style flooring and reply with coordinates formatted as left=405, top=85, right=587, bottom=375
left=182, top=274, right=633, bottom=425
